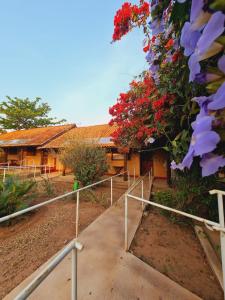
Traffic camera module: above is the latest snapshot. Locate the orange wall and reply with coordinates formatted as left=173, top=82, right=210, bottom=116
left=106, top=152, right=140, bottom=176
left=152, top=150, right=167, bottom=178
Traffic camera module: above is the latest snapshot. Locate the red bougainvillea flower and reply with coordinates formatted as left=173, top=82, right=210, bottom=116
left=172, top=51, right=180, bottom=63
left=165, top=38, right=174, bottom=50
left=112, top=1, right=150, bottom=41
left=143, top=43, right=150, bottom=52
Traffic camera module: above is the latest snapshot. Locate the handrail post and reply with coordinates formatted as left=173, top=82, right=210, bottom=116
left=72, top=243, right=77, bottom=300
left=110, top=177, right=113, bottom=206
left=34, top=165, right=36, bottom=179
left=210, top=190, right=225, bottom=296
left=141, top=180, right=144, bottom=210
left=218, top=192, right=225, bottom=296
left=128, top=171, right=130, bottom=188
left=125, top=193, right=128, bottom=251
left=3, top=168, right=6, bottom=183
left=133, top=167, right=136, bottom=182
left=76, top=191, right=79, bottom=238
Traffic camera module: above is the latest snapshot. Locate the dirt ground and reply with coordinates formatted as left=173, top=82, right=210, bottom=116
left=0, top=176, right=128, bottom=299
left=130, top=208, right=223, bottom=300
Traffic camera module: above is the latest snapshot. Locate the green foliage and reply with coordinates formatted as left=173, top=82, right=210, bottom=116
left=60, top=138, right=108, bottom=186
left=41, top=177, right=55, bottom=196
left=154, top=166, right=220, bottom=222
left=0, top=176, right=35, bottom=218
left=81, top=189, right=108, bottom=207
left=0, top=96, right=66, bottom=130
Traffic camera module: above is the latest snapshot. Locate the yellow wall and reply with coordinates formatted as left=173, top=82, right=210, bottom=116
left=128, top=153, right=140, bottom=176
left=4, top=146, right=167, bottom=179
left=152, top=150, right=167, bottom=178
left=25, top=151, right=42, bottom=166
left=106, top=152, right=140, bottom=176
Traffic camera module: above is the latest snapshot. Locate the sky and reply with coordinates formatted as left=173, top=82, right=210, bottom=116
left=0, top=1, right=148, bottom=126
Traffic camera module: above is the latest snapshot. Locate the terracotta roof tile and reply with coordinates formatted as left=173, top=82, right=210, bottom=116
left=0, top=124, right=76, bottom=147
left=39, top=124, right=117, bottom=149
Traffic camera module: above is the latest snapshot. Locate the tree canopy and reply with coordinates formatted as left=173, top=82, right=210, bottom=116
left=0, top=96, right=66, bottom=131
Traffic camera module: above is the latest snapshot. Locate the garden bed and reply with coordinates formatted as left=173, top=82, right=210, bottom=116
left=0, top=176, right=128, bottom=299
left=130, top=208, right=223, bottom=300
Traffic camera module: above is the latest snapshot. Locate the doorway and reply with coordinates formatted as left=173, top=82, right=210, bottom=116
left=140, top=151, right=153, bottom=175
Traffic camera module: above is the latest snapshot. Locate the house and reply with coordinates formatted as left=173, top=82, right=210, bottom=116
left=39, top=124, right=168, bottom=178
left=0, top=124, right=168, bottom=178
left=0, top=124, right=76, bottom=170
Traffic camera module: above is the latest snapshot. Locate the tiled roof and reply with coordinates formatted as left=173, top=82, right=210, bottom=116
left=39, top=124, right=117, bottom=149
left=0, top=124, right=76, bottom=147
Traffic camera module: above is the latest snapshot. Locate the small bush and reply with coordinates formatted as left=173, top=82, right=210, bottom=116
left=154, top=166, right=221, bottom=223
left=60, top=137, right=108, bottom=186
left=0, top=176, right=35, bottom=218
left=41, top=177, right=55, bottom=196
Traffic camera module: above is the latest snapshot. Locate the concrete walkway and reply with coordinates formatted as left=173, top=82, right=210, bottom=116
left=5, top=178, right=201, bottom=300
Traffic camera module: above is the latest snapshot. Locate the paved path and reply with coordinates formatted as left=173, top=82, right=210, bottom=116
left=5, top=178, right=201, bottom=300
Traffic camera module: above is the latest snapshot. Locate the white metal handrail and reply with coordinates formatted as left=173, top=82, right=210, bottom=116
left=0, top=164, right=53, bottom=182
left=14, top=240, right=83, bottom=300
left=0, top=169, right=136, bottom=299
left=0, top=171, right=129, bottom=225
left=125, top=178, right=225, bottom=297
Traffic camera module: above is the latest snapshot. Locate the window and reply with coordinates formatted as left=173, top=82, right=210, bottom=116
left=8, top=148, right=18, bottom=155
left=26, top=147, right=36, bottom=156
left=112, top=153, right=124, bottom=161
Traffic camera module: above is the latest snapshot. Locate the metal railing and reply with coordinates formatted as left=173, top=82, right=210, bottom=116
left=124, top=179, right=225, bottom=297
left=0, top=170, right=133, bottom=235
left=0, top=169, right=137, bottom=299
left=0, top=164, right=53, bottom=182
left=14, top=239, right=83, bottom=300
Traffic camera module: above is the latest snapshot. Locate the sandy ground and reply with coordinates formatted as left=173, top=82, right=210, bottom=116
left=0, top=177, right=128, bottom=299
left=130, top=208, right=223, bottom=300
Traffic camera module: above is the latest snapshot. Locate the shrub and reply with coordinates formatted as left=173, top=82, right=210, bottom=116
left=154, top=166, right=221, bottom=222
left=0, top=176, right=35, bottom=218
left=60, top=137, right=108, bottom=186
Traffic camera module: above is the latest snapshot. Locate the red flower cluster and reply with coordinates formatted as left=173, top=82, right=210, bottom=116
left=112, top=2, right=150, bottom=41
left=109, top=71, right=176, bottom=146
left=164, top=38, right=174, bottom=50
left=109, top=73, right=155, bottom=146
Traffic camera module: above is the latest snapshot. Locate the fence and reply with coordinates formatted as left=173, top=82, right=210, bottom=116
left=125, top=178, right=225, bottom=298
left=0, top=164, right=53, bottom=182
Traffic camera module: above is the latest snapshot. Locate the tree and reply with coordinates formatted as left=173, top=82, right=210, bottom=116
left=0, top=96, right=66, bottom=130
left=59, top=137, right=108, bottom=186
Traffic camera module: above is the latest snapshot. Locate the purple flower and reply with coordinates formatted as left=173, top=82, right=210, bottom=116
left=149, top=63, right=159, bottom=73
left=181, top=22, right=201, bottom=56
left=191, top=115, right=219, bottom=155
left=175, top=115, right=220, bottom=170
left=208, top=82, right=225, bottom=110
left=190, top=0, right=204, bottom=24
left=196, top=11, right=225, bottom=58
left=188, top=53, right=201, bottom=81
left=186, top=11, right=225, bottom=81
left=149, top=19, right=165, bottom=35
left=195, top=54, right=225, bottom=83
left=171, top=160, right=184, bottom=170
left=200, top=153, right=225, bottom=176
left=193, top=96, right=212, bottom=116
left=218, top=55, right=225, bottom=73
